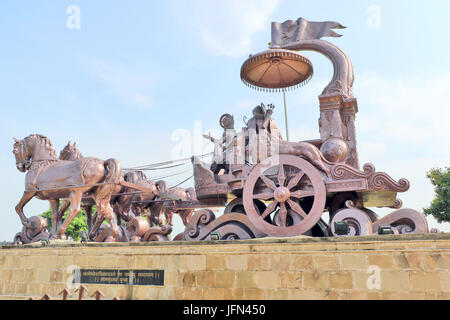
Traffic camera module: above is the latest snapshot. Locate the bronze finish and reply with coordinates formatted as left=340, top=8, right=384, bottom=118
left=240, top=49, right=313, bottom=91
left=10, top=17, right=430, bottom=244
left=12, top=135, right=122, bottom=241
left=243, top=155, right=326, bottom=237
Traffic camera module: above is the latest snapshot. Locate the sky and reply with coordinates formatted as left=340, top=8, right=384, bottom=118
left=0, top=0, right=449, bottom=241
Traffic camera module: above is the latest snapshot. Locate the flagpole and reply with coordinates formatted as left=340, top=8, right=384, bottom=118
left=283, top=88, right=289, bottom=141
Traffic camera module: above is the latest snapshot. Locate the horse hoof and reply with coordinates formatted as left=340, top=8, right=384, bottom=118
left=105, top=236, right=115, bottom=242
left=49, top=233, right=65, bottom=240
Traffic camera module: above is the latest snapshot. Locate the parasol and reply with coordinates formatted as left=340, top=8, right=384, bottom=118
left=240, top=49, right=314, bottom=141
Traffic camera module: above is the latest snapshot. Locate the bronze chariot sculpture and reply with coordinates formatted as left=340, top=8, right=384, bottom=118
left=10, top=17, right=429, bottom=244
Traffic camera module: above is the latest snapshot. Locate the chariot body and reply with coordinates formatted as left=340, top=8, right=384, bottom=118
left=176, top=18, right=429, bottom=240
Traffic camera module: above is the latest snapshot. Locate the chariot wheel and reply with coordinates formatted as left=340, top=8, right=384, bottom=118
left=224, top=197, right=272, bottom=223
left=243, top=155, right=326, bottom=237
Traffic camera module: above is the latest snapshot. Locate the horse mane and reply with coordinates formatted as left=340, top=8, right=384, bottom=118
left=25, top=134, right=58, bottom=159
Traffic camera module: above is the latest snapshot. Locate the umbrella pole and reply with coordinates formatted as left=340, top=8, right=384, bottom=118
left=283, top=89, right=289, bottom=141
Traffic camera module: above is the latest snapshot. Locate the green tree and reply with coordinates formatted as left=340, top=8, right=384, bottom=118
left=424, top=167, right=450, bottom=223
left=40, top=202, right=92, bottom=241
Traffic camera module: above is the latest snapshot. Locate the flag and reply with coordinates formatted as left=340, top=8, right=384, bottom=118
left=272, top=17, right=346, bottom=46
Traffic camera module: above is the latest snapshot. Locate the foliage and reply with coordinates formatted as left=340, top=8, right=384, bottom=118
left=424, top=167, right=450, bottom=223
left=40, top=201, right=93, bottom=241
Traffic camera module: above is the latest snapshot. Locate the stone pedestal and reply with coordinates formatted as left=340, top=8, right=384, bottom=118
left=1, top=234, right=449, bottom=300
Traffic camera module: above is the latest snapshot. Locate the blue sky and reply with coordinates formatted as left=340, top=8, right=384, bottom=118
left=0, top=0, right=449, bottom=240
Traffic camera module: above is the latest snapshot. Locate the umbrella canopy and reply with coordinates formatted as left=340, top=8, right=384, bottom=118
left=240, top=49, right=313, bottom=92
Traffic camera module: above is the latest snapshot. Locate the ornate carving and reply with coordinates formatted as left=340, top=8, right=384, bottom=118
left=325, top=179, right=367, bottom=192
left=330, top=208, right=374, bottom=236
left=330, top=207, right=428, bottom=237
left=183, top=210, right=265, bottom=241
left=331, top=163, right=375, bottom=180
left=368, top=173, right=410, bottom=192
left=389, top=198, right=403, bottom=210
left=126, top=217, right=150, bottom=242
left=91, top=224, right=128, bottom=243
left=141, top=225, right=172, bottom=242
left=13, top=216, right=50, bottom=244
left=330, top=163, right=410, bottom=193
left=371, top=208, right=428, bottom=234
left=324, top=110, right=334, bottom=122
left=90, top=218, right=171, bottom=242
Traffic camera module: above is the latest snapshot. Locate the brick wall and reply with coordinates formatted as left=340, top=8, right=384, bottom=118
left=0, top=234, right=449, bottom=300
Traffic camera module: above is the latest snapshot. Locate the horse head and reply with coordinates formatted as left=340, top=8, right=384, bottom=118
left=59, top=141, right=83, bottom=161
left=124, top=171, right=158, bottom=201
left=12, top=137, right=31, bottom=172
left=12, top=134, right=58, bottom=172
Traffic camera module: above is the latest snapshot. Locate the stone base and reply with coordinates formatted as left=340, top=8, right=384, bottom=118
left=1, top=234, right=450, bottom=300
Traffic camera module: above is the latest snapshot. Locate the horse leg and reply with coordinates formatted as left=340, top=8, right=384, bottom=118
left=57, top=200, right=70, bottom=227
left=116, top=205, right=122, bottom=226
left=49, top=199, right=60, bottom=235
left=94, top=196, right=119, bottom=242
left=165, top=210, right=174, bottom=226
left=52, top=190, right=82, bottom=239
left=15, top=191, right=36, bottom=228
left=89, top=213, right=104, bottom=240
left=83, top=205, right=93, bottom=234
left=181, top=209, right=194, bottom=226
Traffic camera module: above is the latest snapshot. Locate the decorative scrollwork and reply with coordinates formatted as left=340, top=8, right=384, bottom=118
left=368, top=173, right=410, bottom=192
left=389, top=198, right=403, bottom=210
left=371, top=208, right=429, bottom=234
left=183, top=210, right=265, bottom=241
left=330, top=163, right=410, bottom=193
left=331, top=163, right=375, bottom=180
left=141, top=225, right=172, bottom=242
left=126, top=217, right=150, bottom=242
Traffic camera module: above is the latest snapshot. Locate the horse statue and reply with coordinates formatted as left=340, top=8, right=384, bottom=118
left=57, top=141, right=93, bottom=233
left=57, top=141, right=127, bottom=235
left=120, top=171, right=196, bottom=227
left=12, top=134, right=122, bottom=240
left=59, top=141, right=83, bottom=161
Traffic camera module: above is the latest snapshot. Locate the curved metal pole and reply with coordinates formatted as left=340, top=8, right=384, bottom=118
left=282, top=89, right=289, bottom=141
left=276, top=39, right=355, bottom=102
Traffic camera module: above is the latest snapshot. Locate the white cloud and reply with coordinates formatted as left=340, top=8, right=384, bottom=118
left=356, top=73, right=450, bottom=154
left=172, top=0, right=280, bottom=57
left=352, top=73, right=450, bottom=231
left=87, top=60, right=154, bottom=109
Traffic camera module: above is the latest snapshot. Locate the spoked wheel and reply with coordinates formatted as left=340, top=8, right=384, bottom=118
left=224, top=197, right=272, bottom=223
left=243, top=155, right=326, bottom=237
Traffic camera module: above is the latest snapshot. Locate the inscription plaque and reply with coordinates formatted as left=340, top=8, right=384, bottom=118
left=74, top=269, right=164, bottom=286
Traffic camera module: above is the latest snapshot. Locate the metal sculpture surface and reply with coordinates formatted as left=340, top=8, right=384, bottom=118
left=10, top=17, right=431, bottom=244
left=240, top=49, right=313, bottom=91
left=12, top=134, right=121, bottom=240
